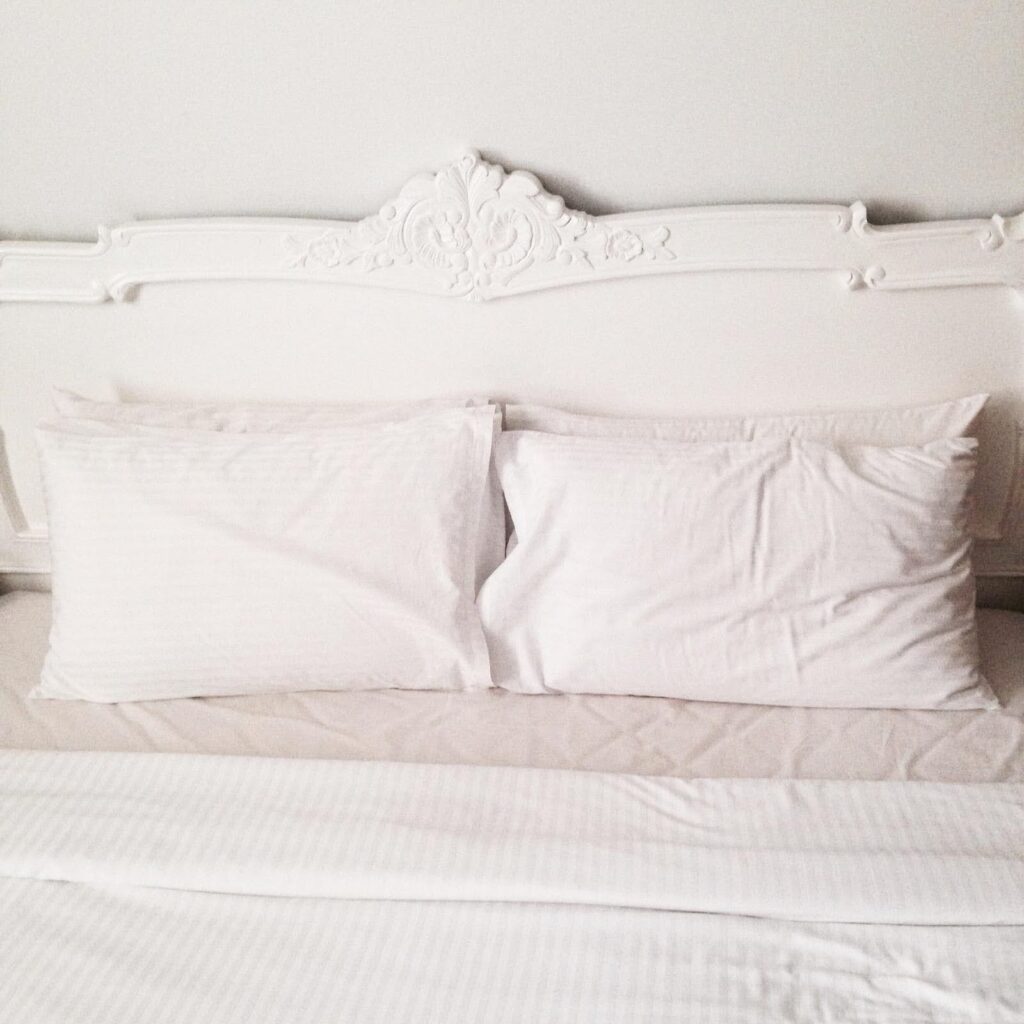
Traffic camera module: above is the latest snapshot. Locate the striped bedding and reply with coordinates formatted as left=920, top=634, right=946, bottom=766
left=1, top=751, right=1022, bottom=1022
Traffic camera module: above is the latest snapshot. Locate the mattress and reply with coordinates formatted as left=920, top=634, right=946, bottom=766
left=1, top=589, right=1023, bottom=781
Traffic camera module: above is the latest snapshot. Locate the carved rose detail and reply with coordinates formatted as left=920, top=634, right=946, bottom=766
left=305, top=236, right=346, bottom=268
left=286, top=152, right=675, bottom=299
left=606, top=229, right=644, bottom=262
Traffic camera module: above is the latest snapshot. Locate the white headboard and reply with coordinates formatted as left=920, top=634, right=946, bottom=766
left=2, top=151, right=1023, bottom=579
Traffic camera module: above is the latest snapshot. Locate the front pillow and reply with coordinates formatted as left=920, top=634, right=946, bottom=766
left=35, top=408, right=495, bottom=702
left=478, top=431, right=996, bottom=710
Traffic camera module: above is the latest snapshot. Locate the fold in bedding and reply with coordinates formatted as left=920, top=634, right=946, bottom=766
left=1, top=752, right=1023, bottom=1022
left=3, top=751, right=1024, bottom=924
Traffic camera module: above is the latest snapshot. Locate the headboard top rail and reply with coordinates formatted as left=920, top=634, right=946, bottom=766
left=2, top=151, right=1022, bottom=304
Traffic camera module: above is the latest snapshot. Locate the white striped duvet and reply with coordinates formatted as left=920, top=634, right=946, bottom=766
left=1, top=752, right=1022, bottom=1023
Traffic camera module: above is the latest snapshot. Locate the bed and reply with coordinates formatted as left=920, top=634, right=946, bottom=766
left=2, top=152, right=1024, bottom=1023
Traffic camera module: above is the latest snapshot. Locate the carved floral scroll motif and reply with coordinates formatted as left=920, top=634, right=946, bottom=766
left=286, top=151, right=675, bottom=300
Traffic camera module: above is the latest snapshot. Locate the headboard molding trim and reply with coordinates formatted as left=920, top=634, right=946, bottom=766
left=2, top=151, right=1022, bottom=303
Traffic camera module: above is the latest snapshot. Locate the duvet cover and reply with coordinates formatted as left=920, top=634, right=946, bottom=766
left=1, top=751, right=1022, bottom=1023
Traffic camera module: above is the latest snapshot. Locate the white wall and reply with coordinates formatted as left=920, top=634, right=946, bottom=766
left=2, top=1, right=1022, bottom=239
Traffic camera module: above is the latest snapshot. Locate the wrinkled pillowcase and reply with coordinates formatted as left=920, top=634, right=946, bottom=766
left=479, top=430, right=996, bottom=710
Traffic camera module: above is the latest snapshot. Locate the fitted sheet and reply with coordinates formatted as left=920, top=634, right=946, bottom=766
left=2, top=589, right=1023, bottom=780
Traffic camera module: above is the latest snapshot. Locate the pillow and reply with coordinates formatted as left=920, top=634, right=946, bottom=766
left=53, top=389, right=504, bottom=590
left=52, top=387, right=482, bottom=430
left=503, top=394, right=987, bottom=443
left=35, top=408, right=496, bottom=702
left=478, top=431, right=996, bottom=710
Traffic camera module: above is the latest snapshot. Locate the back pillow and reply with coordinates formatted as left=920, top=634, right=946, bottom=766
left=53, top=388, right=482, bottom=430
left=503, top=395, right=986, bottom=443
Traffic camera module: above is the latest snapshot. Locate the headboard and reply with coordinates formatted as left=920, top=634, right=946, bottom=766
left=2, top=151, right=1023, bottom=582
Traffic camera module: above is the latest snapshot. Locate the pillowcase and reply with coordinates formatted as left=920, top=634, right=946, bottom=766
left=478, top=431, right=996, bottom=710
left=35, top=407, right=496, bottom=702
left=53, top=389, right=504, bottom=590
left=503, top=394, right=987, bottom=443
left=52, top=387, right=481, bottom=430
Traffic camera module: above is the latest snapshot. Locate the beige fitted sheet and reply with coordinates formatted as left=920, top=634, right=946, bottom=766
left=1, top=589, right=1023, bottom=781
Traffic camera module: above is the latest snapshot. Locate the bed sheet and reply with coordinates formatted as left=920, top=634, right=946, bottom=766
left=1, top=590, right=1023, bottom=781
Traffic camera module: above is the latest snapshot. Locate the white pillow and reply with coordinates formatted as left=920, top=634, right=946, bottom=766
left=35, top=408, right=496, bottom=702
left=52, top=387, right=482, bottom=430
left=503, top=394, right=987, bottom=443
left=53, top=389, right=504, bottom=590
left=478, top=431, right=996, bottom=710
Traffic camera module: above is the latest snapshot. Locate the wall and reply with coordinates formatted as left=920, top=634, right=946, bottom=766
left=2, top=1, right=1022, bottom=239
